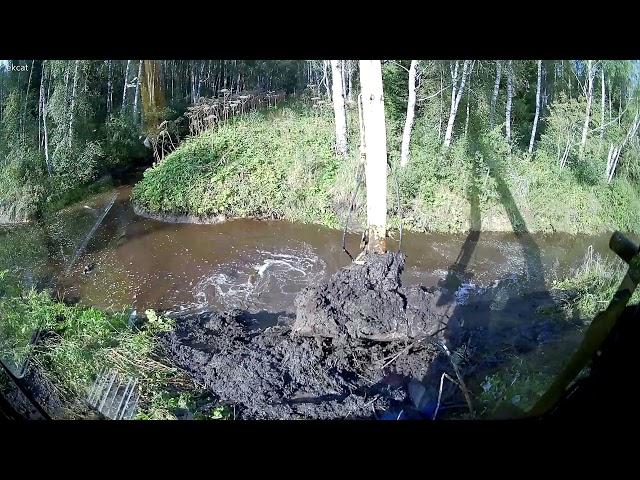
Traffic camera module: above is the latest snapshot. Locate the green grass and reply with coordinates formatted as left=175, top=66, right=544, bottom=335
left=553, top=246, right=640, bottom=319
left=133, top=101, right=355, bottom=229
left=132, top=99, right=640, bottom=235
left=472, top=248, right=640, bottom=419
left=0, top=271, right=227, bottom=420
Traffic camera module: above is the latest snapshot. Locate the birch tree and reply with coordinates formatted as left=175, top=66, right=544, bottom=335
left=106, top=60, right=113, bottom=117
left=505, top=60, right=513, bottom=145
left=443, top=60, right=471, bottom=148
left=600, top=65, right=605, bottom=140
left=40, top=61, right=51, bottom=176
left=359, top=60, right=388, bottom=254
left=21, top=60, right=35, bottom=143
left=489, top=60, right=502, bottom=129
left=347, top=61, right=354, bottom=103
left=122, top=60, right=131, bottom=109
left=400, top=60, right=418, bottom=167
left=579, top=60, right=595, bottom=158
left=322, top=60, right=330, bottom=99
left=68, top=60, right=79, bottom=143
left=606, top=113, right=640, bottom=183
left=330, top=60, right=348, bottom=157
left=133, top=60, right=142, bottom=122
left=528, top=60, right=542, bottom=153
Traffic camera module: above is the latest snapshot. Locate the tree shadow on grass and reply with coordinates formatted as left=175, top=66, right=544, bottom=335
left=417, top=153, right=580, bottom=419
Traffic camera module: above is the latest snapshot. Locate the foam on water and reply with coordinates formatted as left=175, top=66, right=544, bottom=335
left=192, top=244, right=326, bottom=312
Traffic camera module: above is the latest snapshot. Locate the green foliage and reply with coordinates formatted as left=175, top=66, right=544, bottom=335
left=101, top=111, right=146, bottom=168
left=0, top=271, right=220, bottom=419
left=133, top=94, right=640, bottom=235
left=553, top=247, right=640, bottom=319
left=133, top=101, right=349, bottom=228
left=139, top=390, right=232, bottom=420
left=478, top=363, right=554, bottom=417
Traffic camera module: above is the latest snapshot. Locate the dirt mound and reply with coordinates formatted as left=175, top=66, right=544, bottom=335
left=158, top=254, right=453, bottom=419
left=293, top=252, right=451, bottom=341
left=160, top=308, right=440, bottom=419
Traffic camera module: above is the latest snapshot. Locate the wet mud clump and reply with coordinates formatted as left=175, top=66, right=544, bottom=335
left=160, top=253, right=449, bottom=419
left=294, top=252, right=451, bottom=341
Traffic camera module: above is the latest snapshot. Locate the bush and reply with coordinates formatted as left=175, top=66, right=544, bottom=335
left=101, top=112, right=146, bottom=169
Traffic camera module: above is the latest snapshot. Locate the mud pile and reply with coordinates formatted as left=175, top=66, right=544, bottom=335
left=293, top=252, right=451, bottom=341
left=160, top=309, right=439, bottom=419
left=159, top=253, right=449, bottom=419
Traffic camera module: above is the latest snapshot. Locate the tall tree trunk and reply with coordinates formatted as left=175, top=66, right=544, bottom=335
left=359, top=60, right=388, bottom=254
left=505, top=60, right=513, bottom=145
left=122, top=60, right=131, bottom=110
left=330, top=60, right=348, bottom=157
left=341, top=60, right=347, bottom=100
left=438, top=64, right=443, bottom=140
left=529, top=60, right=542, bottom=153
left=444, top=60, right=471, bottom=148
left=38, top=61, right=45, bottom=149
left=68, top=60, right=80, bottom=144
left=21, top=59, right=35, bottom=143
left=322, top=60, right=330, bottom=99
left=41, top=62, right=51, bottom=176
left=64, top=61, right=70, bottom=107
left=600, top=65, right=605, bottom=140
left=579, top=60, right=594, bottom=158
left=400, top=60, right=418, bottom=167
left=464, top=88, right=470, bottom=138
left=107, top=60, right=113, bottom=117
left=608, top=77, right=612, bottom=122
left=606, top=113, right=640, bottom=183
left=489, top=60, right=502, bottom=129
left=133, top=60, right=142, bottom=122
left=171, top=60, right=175, bottom=100
left=347, top=61, right=354, bottom=103
left=198, top=61, right=206, bottom=98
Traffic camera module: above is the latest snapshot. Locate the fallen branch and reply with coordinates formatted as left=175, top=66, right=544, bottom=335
left=438, top=340, right=475, bottom=416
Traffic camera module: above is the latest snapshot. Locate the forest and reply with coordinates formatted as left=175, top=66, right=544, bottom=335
left=1, top=59, right=639, bottom=420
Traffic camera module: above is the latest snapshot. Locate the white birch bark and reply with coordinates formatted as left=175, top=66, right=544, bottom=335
left=21, top=60, right=35, bottom=142
left=107, top=60, right=113, bottom=117
left=443, top=60, right=471, bottom=148
left=68, top=60, right=79, bottom=143
left=122, top=60, right=131, bottom=109
left=38, top=61, right=45, bottom=149
left=322, top=60, right=330, bottom=99
left=438, top=65, right=443, bottom=139
left=347, top=61, right=353, bottom=103
left=330, top=60, right=348, bottom=156
left=341, top=60, right=347, bottom=100
left=606, top=113, right=640, bottom=183
left=359, top=60, right=388, bottom=253
left=579, top=60, right=594, bottom=158
left=133, top=60, right=142, bottom=121
left=505, top=60, right=513, bottom=144
left=608, top=77, right=612, bottom=122
left=489, top=60, right=502, bottom=129
left=400, top=60, right=418, bottom=167
left=528, top=60, right=542, bottom=153
left=41, top=61, right=51, bottom=176
left=600, top=65, right=605, bottom=139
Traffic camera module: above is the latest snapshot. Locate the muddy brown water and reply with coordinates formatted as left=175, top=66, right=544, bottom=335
left=45, top=186, right=624, bottom=316
left=1, top=184, right=627, bottom=318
